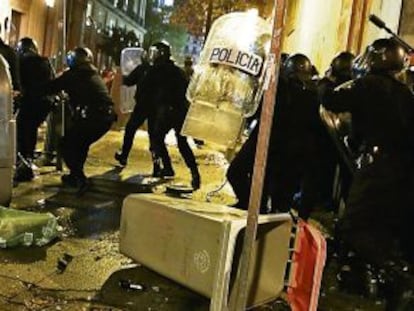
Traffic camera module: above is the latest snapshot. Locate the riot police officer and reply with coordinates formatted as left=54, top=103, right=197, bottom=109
left=114, top=57, right=151, bottom=166
left=227, top=54, right=320, bottom=216
left=47, top=47, right=116, bottom=194
left=323, top=38, right=414, bottom=309
left=319, top=52, right=355, bottom=94
left=14, top=37, right=55, bottom=181
left=144, top=41, right=200, bottom=189
left=317, top=51, right=355, bottom=209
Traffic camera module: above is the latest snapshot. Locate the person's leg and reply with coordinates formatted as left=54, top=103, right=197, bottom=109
left=79, top=119, right=113, bottom=175
left=226, top=134, right=257, bottom=209
left=14, top=109, right=36, bottom=181
left=268, top=156, right=303, bottom=214
left=148, top=107, right=174, bottom=177
left=149, top=128, right=173, bottom=177
left=26, top=107, right=51, bottom=160
left=300, top=161, right=322, bottom=220
left=116, top=104, right=148, bottom=165
left=62, top=119, right=111, bottom=193
left=175, top=132, right=200, bottom=189
left=61, top=122, right=83, bottom=179
left=16, top=109, right=32, bottom=158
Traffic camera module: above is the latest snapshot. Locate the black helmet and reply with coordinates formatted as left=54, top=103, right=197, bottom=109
left=66, top=47, right=93, bottom=69
left=368, top=38, right=408, bottom=73
left=148, top=41, right=171, bottom=64
left=330, top=51, right=355, bottom=80
left=283, top=53, right=313, bottom=82
left=16, top=37, right=38, bottom=55
left=280, top=53, right=290, bottom=65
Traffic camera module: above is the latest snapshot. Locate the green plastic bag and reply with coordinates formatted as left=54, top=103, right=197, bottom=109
left=0, top=207, right=59, bottom=248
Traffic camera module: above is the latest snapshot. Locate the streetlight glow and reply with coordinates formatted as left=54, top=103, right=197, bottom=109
left=45, top=0, right=55, bottom=8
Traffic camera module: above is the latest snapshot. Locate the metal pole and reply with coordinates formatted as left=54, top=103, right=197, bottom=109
left=62, top=0, right=67, bottom=61
left=205, top=0, right=213, bottom=41
left=228, top=0, right=287, bottom=310
left=56, top=0, right=67, bottom=171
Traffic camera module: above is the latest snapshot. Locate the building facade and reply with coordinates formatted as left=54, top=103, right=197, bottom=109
left=399, top=0, right=414, bottom=46
left=86, top=0, right=147, bottom=46
left=183, top=34, right=203, bottom=64
left=1, top=0, right=413, bottom=73
left=0, top=0, right=147, bottom=69
left=282, top=0, right=404, bottom=73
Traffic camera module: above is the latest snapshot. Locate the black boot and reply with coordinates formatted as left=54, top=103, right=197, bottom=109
left=191, top=169, right=201, bottom=190
left=160, top=151, right=174, bottom=178
left=160, top=167, right=175, bottom=179
left=14, top=155, right=34, bottom=182
left=114, top=151, right=127, bottom=166
left=61, top=174, right=78, bottom=187
left=152, top=153, right=163, bottom=178
left=76, top=177, right=90, bottom=197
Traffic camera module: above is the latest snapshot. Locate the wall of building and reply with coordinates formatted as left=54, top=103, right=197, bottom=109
left=9, top=0, right=51, bottom=50
left=399, top=0, right=414, bottom=46
left=67, top=0, right=88, bottom=50
left=89, top=0, right=147, bottom=43
left=359, top=0, right=403, bottom=49
left=0, top=1, right=12, bottom=42
left=281, top=0, right=402, bottom=73
left=283, top=0, right=354, bottom=73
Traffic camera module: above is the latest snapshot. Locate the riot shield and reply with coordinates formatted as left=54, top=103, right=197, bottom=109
left=182, top=11, right=272, bottom=149
left=119, top=47, right=145, bottom=113
left=0, top=55, right=15, bottom=206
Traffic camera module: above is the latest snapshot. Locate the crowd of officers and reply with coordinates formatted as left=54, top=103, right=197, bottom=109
left=228, top=38, right=414, bottom=310
left=2, top=33, right=414, bottom=309
left=0, top=37, right=200, bottom=194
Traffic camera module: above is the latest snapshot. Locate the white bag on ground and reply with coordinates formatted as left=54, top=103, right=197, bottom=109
left=0, top=207, right=59, bottom=247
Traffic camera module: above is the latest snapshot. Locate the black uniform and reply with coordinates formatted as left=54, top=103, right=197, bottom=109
left=323, top=73, right=414, bottom=308
left=17, top=52, right=54, bottom=160
left=144, top=59, right=200, bottom=188
left=317, top=77, right=354, bottom=210
left=48, top=63, right=116, bottom=189
left=227, top=76, right=320, bottom=215
left=115, top=62, right=151, bottom=165
left=0, top=38, right=20, bottom=91
left=324, top=73, right=414, bottom=258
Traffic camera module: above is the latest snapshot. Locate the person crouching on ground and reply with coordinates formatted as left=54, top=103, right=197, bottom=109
left=45, top=47, right=116, bottom=195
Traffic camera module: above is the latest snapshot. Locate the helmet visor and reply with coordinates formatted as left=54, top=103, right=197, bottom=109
left=66, top=51, right=76, bottom=68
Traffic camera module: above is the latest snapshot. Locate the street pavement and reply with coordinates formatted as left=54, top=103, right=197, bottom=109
left=0, top=129, right=383, bottom=310
left=0, top=129, right=230, bottom=311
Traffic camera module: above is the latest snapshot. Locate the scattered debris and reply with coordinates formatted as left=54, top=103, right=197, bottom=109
left=0, top=207, right=59, bottom=248
left=57, top=253, right=74, bottom=274
left=119, top=279, right=145, bottom=291
left=121, top=263, right=140, bottom=269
